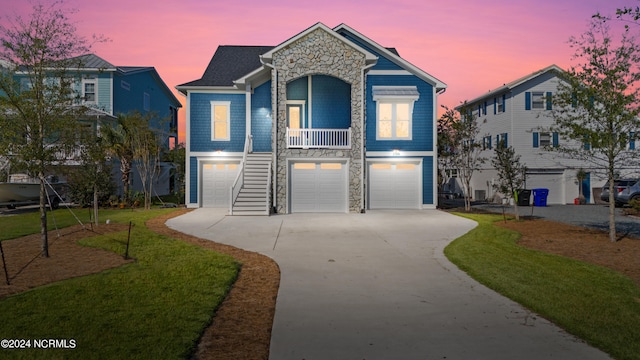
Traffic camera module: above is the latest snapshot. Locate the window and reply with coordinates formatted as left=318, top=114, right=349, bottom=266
left=211, top=101, right=230, bottom=141
left=629, top=132, right=635, bottom=150
left=526, top=91, right=553, bottom=110
left=496, top=133, right=508, bottom=148
left=143, top=92, right=150, bottom=111
left=532, top=132, right=558, bottom=148
left=377, top=102, right=412, bottom=140
left=373, top=86, right=419, bottom=140
left=532, top=92, right=545, bottom=109
left=495, top=95, right=505, bottom=114
left=483, top=135, right=492, bottom=150
left=83, top=81, right=96, bottom=102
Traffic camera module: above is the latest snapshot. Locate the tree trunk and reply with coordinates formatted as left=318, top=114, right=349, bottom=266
left=608, top=176, right=617, bottom=242
left=93, top=184, right=99, bottom=227
left=39, top=175, right=49, bottom=257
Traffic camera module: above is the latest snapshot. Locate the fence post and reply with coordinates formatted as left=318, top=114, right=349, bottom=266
left=0, top=241, right=9, bottom=285
left=125, top=221, right=132, bottom=260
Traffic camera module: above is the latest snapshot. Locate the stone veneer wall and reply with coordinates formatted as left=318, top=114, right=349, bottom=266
left=272, top=28, right=367, bottom=213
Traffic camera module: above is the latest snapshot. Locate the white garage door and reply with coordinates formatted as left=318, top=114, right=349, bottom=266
left=369, top=162, right=421, bottom=209
left=201, top=162, right=239, bottom=208
left=290, top=162, right=347, bottom=213
left=526, top=173, right=564, bottom=204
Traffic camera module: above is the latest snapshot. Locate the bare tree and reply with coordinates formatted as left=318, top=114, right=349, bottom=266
left=0, top=1, right=105, bottom=256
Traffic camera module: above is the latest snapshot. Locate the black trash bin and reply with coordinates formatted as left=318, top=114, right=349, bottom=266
left=532, top=188, right=549, bottom=207
left=517, top=189, right=531, bottom=206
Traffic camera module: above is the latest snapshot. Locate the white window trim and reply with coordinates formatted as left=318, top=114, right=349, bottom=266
left=373, top=86, right=419, bottom=141
left=82, top=79, right=97, bottom=103
left=211, top=101, right=231, bottom=141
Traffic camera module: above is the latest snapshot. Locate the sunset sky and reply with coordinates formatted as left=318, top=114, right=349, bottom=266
left=2, top=0, right=637, bottom=143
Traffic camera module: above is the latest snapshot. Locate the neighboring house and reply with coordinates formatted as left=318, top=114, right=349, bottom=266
left=177, top=22, right=445, bottom=214
left=68, top=54, right=182, bottom=196
left=455, top=64, right=612, bottom=205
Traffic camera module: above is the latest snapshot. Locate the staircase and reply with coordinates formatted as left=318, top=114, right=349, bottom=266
left=230, top=152, right=272, bottom=215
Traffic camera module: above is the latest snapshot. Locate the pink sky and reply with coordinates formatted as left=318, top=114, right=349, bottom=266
left=2, top=0, right=636, bottom=143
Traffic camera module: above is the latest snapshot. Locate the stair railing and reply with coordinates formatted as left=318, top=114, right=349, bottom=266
left=265, top=160, right=272, bottom=215
left=230, top=134, right=252, bottom=215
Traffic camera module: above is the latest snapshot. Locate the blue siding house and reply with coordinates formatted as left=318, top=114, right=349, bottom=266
left=70, top=54, right=182, bottom=196
left=177, top=23, right=445, bottom=214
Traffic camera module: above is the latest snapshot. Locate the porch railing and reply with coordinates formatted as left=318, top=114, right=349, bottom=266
left=286, top=128, right=351, bottom=149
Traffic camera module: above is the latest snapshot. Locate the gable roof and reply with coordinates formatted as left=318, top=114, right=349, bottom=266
left=333, top=23, right=447, bottom=91
left=459, top=64, right=564, bottom=108
left=259, top=22, right=378, bottom=65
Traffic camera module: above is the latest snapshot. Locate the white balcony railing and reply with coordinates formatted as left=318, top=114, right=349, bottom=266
left=286, top=128, right=351, bottom=149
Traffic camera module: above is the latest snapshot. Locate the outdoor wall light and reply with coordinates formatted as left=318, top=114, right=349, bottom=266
left=392, top=149, right=401, bottom=156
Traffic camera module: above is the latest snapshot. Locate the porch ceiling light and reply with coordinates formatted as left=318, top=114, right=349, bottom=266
left=392, top=149, right=401, bottom=156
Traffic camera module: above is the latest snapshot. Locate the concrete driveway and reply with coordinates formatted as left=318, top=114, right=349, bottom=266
left=167, top=209, right=610, bottom=360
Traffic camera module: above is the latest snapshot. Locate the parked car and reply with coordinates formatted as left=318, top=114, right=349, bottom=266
left=600, top=179, right=636, bottom=207
left=618, top=179, right=640, bottom=205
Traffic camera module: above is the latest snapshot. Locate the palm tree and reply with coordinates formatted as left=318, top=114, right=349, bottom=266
left=102, top=114, right=136, bottom=204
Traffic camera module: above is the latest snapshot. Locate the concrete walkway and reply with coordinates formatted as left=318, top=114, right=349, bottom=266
left=167, top=209, right=610, bottom=360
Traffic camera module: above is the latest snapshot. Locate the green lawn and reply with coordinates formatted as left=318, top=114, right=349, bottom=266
left=445, top=212, right=640, bottom=360
left=0, top=208, right=239, bottom=359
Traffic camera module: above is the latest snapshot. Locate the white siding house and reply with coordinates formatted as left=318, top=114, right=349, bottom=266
left=456, top=65, right=608, bottom=205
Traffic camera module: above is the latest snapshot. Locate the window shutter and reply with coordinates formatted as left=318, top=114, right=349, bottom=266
left=494, top=98, right=497, bottom=114
left=504, top=133, right=508, bottom=147
left=525, top=92, right=531, bottom=110
left=483, top=101, right=487, bottom=115
left=552, top=132, right=559, bottom=147
left=533, top=132, right=539, bottom=148
left=546, top=92, right=552, bottom=110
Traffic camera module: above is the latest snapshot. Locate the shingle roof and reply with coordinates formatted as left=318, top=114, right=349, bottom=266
left=179, top=46, right=274, bottom=87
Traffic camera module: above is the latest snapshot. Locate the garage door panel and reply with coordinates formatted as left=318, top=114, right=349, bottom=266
left=201, top=162, right=238, bottom=208
left=291, top=162, right=347, bottom=213
left=369, top=162, right=420, bottom=209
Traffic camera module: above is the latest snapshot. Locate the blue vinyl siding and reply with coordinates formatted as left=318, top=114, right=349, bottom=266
left=422, top=156, right=434, bottom=205
left=339, top=33, right=403, bottom=71
left=189, top=156, right=198, bottom=204
left=311, top=75, right=351, bottom=129
left=251, top=81, right=272, bottom=152
left=366, top=75, right=434, bottom=151
left=189, top=93, right=246, bottom=152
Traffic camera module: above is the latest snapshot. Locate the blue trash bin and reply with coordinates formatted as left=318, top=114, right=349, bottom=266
left=532, top=188, right=549, bottom=207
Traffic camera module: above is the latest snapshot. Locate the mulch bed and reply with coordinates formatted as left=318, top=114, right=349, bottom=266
left=0, top=209, right=279, bottom=360
left=495, top=217, right=640, bottom=286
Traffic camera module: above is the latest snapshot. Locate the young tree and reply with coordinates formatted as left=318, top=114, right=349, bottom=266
left=0, top=1, right=104, bottom=256
left=66, top=125, right=115, bottom=225
left=439, top=105, right=486, bottom=211
left=492, top=144, right=527, bottom=221
left=549, top=15, right=640, bottom=242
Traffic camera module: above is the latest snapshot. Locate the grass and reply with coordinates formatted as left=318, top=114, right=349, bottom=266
left=0, top=208, right=240, bottom=359
left=445, top=212, right=640, bottom=360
